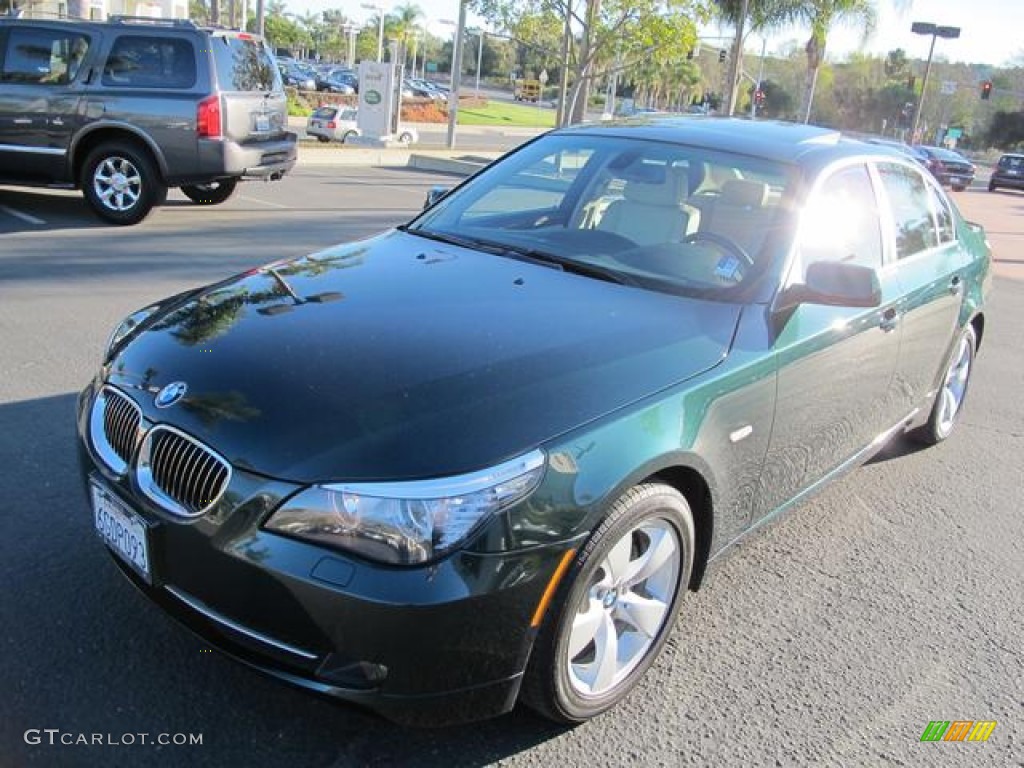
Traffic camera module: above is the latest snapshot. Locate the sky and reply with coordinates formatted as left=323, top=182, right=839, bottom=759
left=282, top=0, right=1021, bottom=68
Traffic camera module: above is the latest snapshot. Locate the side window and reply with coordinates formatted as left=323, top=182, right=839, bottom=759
left=1, top=28, right=90, bottom=86
left=798, top=163, right=883, bottom=274
left=925, top=182, right=955, bottom=244
left=102, top=36, right=196, bottom=89
left=877, top=162, right=940, bottom=259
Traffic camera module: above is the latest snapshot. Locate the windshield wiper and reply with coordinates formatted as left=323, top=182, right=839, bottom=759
left=401, top=227, right=636, bottom=286
left=498, top=244, right=639, bottom=287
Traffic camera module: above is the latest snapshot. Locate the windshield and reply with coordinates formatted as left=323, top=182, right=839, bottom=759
left=410, top=133, right=797, bottom=300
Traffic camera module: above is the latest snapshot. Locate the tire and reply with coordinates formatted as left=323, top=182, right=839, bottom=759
left=341, top=131, right=356, bottom=144
left=910, top=324, right=976, bottom=446
left=180, top=179, right=239, bottom=206
left=316, top=135, right=331, bottom=143
left=81, top=142, right=166, bottom=225
left=988, top=182, right=997, bottom=192
left=521, top=483, right=694, bottom=723
left=952, top=185, right=966, bottom=192
left=398, top=131, right=414, bottom=145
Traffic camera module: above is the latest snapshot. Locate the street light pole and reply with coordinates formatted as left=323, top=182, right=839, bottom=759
left=362, top=2, right=385, bottom=62
left=909, top=22, right=961, bottom=144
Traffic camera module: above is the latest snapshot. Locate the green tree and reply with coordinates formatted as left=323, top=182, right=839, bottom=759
left=471, top=0, right=708, bottom=124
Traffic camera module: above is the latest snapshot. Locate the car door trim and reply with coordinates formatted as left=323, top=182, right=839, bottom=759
left=0, top=143, right=66, bottom=156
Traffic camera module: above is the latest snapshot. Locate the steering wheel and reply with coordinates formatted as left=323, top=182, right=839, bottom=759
left=682, top=231, right=753, bottom=266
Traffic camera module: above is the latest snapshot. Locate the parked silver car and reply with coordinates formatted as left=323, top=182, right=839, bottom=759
left=306, top=107, right=418, bottom=145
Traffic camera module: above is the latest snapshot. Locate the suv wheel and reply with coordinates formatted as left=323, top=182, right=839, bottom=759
left=181, top=179, right=239, bottom=206
left=82, top=143, right=166, bottom=225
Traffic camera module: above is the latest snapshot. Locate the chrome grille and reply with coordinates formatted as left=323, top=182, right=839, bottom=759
left=137, top=426, right=231, bottom=518
left=90, top=386, right=142, bottom=474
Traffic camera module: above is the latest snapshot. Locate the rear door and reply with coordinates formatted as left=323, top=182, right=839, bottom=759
left=874, top=161, right=969, bottom=415
left=208, top=33, right=287, bottom=143
left=0, top=23, right=93, bottom=181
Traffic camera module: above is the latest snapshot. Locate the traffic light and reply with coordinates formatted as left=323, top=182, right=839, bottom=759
left=718, top=49, right=726, bottom=63
left=981, top=80, right=992, bottom=100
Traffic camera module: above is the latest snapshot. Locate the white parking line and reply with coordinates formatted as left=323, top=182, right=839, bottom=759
left=0, top=205, right=45, bottom=225
left=237, top=194, right=290, bottom=209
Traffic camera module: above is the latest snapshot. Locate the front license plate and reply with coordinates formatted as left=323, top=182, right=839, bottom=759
left=950, top=177, right=963, bottom=185
left=255, top=114, right=271, bottom=132
left=91, top=480, right=151, bottom=583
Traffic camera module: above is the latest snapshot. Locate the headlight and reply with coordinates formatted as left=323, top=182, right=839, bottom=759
left=265, top=450, right=546, bottom=565
left=104, top=305, right=159, bottom=361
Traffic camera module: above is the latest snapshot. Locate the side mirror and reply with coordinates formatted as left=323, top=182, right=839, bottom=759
left=779, top=260, right=882, bottom=311
left=424, top=186, right=451, bottom=209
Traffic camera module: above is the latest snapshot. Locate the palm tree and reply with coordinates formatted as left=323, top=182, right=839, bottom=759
left=795, top=0, right=878, bottom=122
left=390, top=3, right=423, bottom=68
left=711, top=0, right=803, bottom=114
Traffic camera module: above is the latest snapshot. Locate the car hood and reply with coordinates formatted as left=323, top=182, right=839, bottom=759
left=107, top=230, right=741, bottom=483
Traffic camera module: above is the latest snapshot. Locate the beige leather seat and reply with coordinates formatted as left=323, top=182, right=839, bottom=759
left=596, top=165, right=699, bottom=246
left=700, top=178, right=774, bottom=258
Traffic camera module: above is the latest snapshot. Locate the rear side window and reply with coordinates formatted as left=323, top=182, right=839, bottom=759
left=102, top=36, right=196, bottom=88
left=1, top=27, right=90, bottom=85
left=877, top=162, right=939, bottom=259
left=312, top=107, right=337, bottom=119
left=210, top=36, right=280, bottom=91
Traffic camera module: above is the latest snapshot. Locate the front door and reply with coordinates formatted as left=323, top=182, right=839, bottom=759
left=754, top=162, right=903, bottom=521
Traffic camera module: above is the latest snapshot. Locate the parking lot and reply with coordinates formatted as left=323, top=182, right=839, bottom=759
left=1, top=167, right=1021, bottom=767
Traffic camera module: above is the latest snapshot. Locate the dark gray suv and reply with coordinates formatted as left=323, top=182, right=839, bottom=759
left=0, top=16, right=296, bottom=224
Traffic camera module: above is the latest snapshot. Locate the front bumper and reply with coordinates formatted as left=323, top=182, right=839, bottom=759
left=76, top=384, right=576, bottom=726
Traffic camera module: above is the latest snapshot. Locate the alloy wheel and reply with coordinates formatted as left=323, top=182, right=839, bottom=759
left=92, top=156, right=142, bottom=213
left=566, top=518, right=680, bottom=697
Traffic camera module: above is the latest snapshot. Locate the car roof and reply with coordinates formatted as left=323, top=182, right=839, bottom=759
left=554, top=117, right=915, bottom=169
left=0, top=16, right=265, bottom=40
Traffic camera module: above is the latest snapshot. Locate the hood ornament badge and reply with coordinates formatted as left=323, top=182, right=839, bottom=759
left=155, top=381, right=188, bottom=408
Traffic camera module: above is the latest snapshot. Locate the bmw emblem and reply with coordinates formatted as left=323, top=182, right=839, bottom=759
left=155, top=381, right=188, bottom=408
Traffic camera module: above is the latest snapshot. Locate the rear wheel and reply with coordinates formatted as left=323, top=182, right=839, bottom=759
left=522, top=483, right=694, bottom=723
left=81, top=142, right=166, bottom=225
left=180, top=179, right=238, bottom=206
left=988, top=182, right=997, bottom=192
left=316, top=135, right=331, bottom=143
left=911, top=324, right=976, bottom=445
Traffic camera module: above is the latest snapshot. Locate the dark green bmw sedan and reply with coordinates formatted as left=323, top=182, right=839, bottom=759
left=77, top=119, right=991, bottom=726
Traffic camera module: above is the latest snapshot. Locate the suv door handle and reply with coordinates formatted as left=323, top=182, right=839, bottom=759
left=949, top=275, right=963, bottom=296
left=879, top=307, right=900, bottom=333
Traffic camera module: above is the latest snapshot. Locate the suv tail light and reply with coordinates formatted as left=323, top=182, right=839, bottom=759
left=197, top=95, right=222, bottom=139
left=327, top=121, right=337, bottom=129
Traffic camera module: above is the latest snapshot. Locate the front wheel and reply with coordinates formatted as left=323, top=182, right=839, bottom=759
left=398, top=131, right=414, bottom=145
left=521, top=483, right=694, bottom=723
left=180, top=179, right=238, bottom=206
left=911, top=324, right=976, bottom=445
left=81, top=142, right=166, bottom=225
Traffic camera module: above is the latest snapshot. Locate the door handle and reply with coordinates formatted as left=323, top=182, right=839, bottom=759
left=949, top=275, right=963, bottom=296
left=879, top=307, right=900, bottom=333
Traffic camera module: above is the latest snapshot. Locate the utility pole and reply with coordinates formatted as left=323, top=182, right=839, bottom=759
left=556, top=0, right=572, bottom=126
left=446, top=0, right=467, bottom=148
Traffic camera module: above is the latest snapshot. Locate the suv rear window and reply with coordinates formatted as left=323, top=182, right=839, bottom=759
left=210, top=35, right=280, bottom=91
left=998, top=155, right=1024, bottom=170
left=312, top=107, right=337, bottom=119
left=102, top=36, right=196, bottom=88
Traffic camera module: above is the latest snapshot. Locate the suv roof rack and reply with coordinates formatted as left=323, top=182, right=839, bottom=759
left=107, top=15, right=197, bottom=27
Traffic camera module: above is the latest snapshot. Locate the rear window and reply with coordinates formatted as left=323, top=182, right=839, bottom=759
left=210, top=35, right=281, bottom=91
left=312, top=107, right=337, bottom=119
left=102, top=36, right=195, bottom=88
left=999, top=155, right=1024, bottom=170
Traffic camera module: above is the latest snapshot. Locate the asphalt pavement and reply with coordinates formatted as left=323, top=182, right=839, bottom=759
left=0, top=169, right=1021, bottom=767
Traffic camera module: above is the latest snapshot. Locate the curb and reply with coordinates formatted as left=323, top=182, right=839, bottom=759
left=295, top=146, right=498, bottom=176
